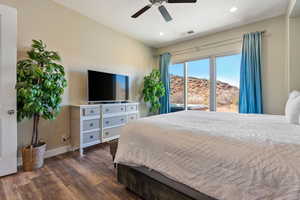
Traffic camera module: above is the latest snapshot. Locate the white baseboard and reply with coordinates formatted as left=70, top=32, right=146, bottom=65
left=44, top=145, right=72, bottom=158
left=17, top=145, right=72, bottom=166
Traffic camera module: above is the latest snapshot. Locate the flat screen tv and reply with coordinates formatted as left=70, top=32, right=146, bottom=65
left=88, top=70, right=129, bottom=102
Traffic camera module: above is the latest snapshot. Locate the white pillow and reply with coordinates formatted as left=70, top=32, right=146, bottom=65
left=285, top=91, right=300, bottom=124
left=289, top=90, right=300, bottom=100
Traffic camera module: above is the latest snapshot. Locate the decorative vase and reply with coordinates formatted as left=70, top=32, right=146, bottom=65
left=22, top=143, right=46, bottom=171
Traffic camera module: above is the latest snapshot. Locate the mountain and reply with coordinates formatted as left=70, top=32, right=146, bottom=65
left=170, top=75, right=239, bottom=109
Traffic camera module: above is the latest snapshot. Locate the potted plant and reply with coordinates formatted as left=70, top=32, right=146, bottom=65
left=16, top=40, right=67, bottom=171
left=142, top=69, right=165, bottom=114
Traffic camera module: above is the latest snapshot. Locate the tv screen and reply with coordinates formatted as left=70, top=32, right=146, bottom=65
left=88, top=70, right=129, bottom=102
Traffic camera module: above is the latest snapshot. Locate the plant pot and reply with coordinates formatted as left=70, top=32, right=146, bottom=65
left=22, top=143, right=47, bottom=171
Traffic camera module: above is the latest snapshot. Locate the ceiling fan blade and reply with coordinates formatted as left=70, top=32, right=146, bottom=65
left=167, top=0, right=197, bottom=3
left=131, top=5, right=151, bottom=18
left=158, top=5, right=172, bottom=22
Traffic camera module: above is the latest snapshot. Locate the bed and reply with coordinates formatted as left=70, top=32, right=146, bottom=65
left=115, top=111, right=300, bottom=200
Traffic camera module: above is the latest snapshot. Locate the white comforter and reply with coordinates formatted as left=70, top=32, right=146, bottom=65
left=115, top=111, right=300, bottom=200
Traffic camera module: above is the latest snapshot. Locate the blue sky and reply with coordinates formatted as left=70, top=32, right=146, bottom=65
left=169, top=54, right=241, bottom=87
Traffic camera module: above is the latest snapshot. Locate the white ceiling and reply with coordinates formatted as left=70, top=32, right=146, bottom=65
left=53, top=0, right=289, bottom=48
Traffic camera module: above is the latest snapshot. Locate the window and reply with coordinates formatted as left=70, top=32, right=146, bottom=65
left=187, top=59, right=210, bottom=111
left=169, top=63, right=185, bottom=112
left=169, top=53, right=241, bottom=112
left=216, top=54, right=241, bottom=112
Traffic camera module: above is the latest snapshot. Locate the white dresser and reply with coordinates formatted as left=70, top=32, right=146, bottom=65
left=70, top=103, right=139, bottom=156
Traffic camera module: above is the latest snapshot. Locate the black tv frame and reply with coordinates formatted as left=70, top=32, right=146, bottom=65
left=87, top=70, right=129, bottom=103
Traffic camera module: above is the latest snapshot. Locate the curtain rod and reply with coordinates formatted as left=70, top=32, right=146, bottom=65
left=161, top=30, right=267, bottom=57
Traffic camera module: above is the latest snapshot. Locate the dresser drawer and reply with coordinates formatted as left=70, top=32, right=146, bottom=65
left=103, top=115, right=127, bottom=128
left=102, top=105, right=126, bottom=114
left=83, top=131, right=100, bottom=144
left=126, top=104, right=138, bottom=112
left=103, top=127, right=121, bottom=139
left=82, top=107, right=100, bottom=116
left=128, top=113, right=138, bottom=122
left=82, top=119, right=100, bottom=131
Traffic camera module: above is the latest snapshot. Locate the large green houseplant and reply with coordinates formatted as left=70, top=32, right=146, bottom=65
left=16, top=40, right=67, bottom=171
left=142, top=69, right=165, bottom=114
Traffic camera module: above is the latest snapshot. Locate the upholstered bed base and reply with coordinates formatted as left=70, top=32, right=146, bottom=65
left=117, top=164, right=217, bottom=200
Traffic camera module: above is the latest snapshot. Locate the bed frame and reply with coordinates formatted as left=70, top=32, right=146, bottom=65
left=117, top=164, right=217, bottom=200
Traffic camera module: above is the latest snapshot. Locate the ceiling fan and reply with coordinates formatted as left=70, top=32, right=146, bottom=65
left=131, top=0, right=197, bottom=22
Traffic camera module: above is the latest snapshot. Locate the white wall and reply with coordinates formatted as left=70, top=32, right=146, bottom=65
left=157, top=16, right=288, bottom=115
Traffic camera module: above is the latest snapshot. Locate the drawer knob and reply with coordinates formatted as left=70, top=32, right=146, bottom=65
left=105, top=132, right=109, bottom=135
left=131, top=117, right=134, bottom=120
left=121, top=108, right=124, bottom=111
left=105, top=109, right=109, bottom=112
left=90, top=110, right=94, bottom=113
left=121, top=118, right=124, bottom=121
left=105, top=121, right=110, bottom=124
left=89, top=123, right=94, bottom=127
left=90, top=135, right=94, bottom=139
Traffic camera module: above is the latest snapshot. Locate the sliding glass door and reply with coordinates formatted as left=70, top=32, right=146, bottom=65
left=170, top=63, right=185, bottom=112
left=169, top=53, right=241, bottom=112
left=216, top=54, right=241, bottom=112
left=187, top=59, right=210, bottom=111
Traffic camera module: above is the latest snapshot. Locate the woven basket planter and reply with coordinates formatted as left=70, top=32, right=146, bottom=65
left=22, top=143, right=46, bottom=171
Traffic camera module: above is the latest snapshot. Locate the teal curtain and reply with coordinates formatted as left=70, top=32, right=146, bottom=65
left=159, top=53, right=171, bottom=114
left=239, top=32, right=263, bottom=114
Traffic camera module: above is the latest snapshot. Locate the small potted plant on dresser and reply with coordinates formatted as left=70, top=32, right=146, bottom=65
left=16, top=40, right=67, bottom=171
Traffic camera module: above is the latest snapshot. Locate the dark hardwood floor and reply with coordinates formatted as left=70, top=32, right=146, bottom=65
left=0, top=144, right=141, bottom=200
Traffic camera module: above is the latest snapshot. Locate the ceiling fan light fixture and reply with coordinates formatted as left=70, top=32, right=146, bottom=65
left=158, top=5, right=173, bottom=22
left=131, top=0, right=197, bottom=22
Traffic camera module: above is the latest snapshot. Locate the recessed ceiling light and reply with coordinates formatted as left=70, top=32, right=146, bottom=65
left=159, top=32, right=164, bottom=36
left=230, top=6, right=238, bottom=13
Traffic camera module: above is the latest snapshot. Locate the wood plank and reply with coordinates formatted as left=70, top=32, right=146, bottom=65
left=1, top=176, right=23, bottom=200
left=0, top=143, right=141, bottom=200
left=61, top=155, right=104, bottom=185
left=0, top=180, right=7, bottom=200
left=46, top=155, right=111, bottom=200
left=32, top=169, right=69, bottom=200
left=17, top=182, right=42, bottom=200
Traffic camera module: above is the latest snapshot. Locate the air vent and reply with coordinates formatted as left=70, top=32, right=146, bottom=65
left=187, top=30, right=195, bottom=34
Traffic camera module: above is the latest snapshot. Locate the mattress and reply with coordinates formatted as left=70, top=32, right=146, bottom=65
left=115, top=111, right=300, bottom=200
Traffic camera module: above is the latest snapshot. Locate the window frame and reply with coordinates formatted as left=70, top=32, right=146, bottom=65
left=170, top=50, right=241, bottom=112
